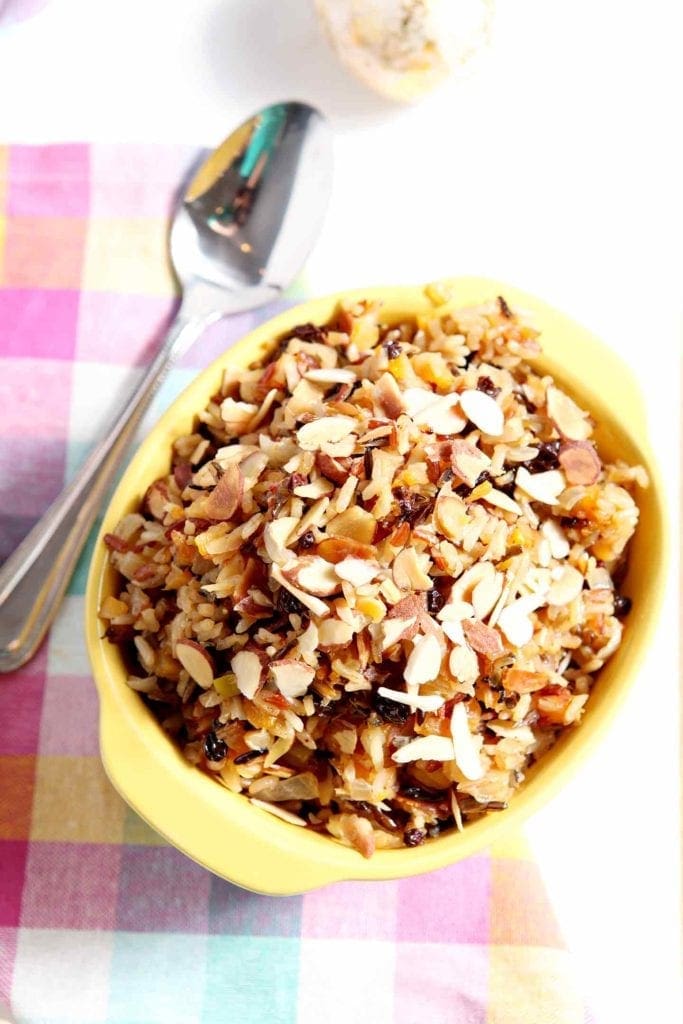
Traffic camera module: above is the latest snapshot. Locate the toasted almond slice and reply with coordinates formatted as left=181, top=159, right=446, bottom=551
left=305, top=367, right=356, bottom=384
left=413, top=393, right=467, bottom=435
left=450, top=440, right=492, bottom=488
left=391, top=734, right=456, bottom=764
left=503, top=668, right=548, bottom=693
left=387, top=594, right=426, bottom=641
left=293, top=478, right=334, bottom=499
left=459, top=389, right=504, bottom=436
left=379, top=616, right=416, bottom=650
left=202, top=463, right=243, bottom=521
left=377, top=686, right=445, bottom=712
left=263, top=516, right=298, bottom=565
left=392, top=547, right=433, bottom=591
left=483, top=488, right=523, bottom=515
left=540, top=519, right=570, bottom=559
left=546, top=386, right=592, bottom=440
left=404, top=633, right=443, bottom=687
left=558, top=441, right=601, bottom=485
left=270, top=659, right=315, bottom=698
left=220, top=397, right=259, bottom=432
left=334, top=557, right=380, bottom=587
left=461, top=619, right=504, bottom=658
left=316, top=536, right=376, bottom=563
left=326, top=506, right=376, bottom=544
left=450, top=702, right=484, bottom=780
left=402, top=387, right=438, bottom=417
left=297, top=415, right=357, bottom=450
left=230, top=650, right=263, bottom=700
left=434, top=494, right=469, bottom=539
left=318, top=619, right=355, bottom=646
left=448, top=644, right=479, bottom=684
left=249, top=798, right=307, bottom=826
left=374, top=372, right=405, bottom=419
left=547, top=564, right=584, bottom=606
left=271, top=564, right=330, bottom=618
left=472, top=569, right=504, bottom=620
left=282, top=555, right=341, bottom=596
left=176, top=639, right=214, bottom=689
left=515, top=466, right=565, bottom=505
left=497, top=594, right=543, bottom=647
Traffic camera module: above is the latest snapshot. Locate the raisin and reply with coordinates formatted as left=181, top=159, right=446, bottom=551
left=204, top=731, right=228, bottom=762
left=383, top=338, right=402, bottom=359
left=396, top=488, right=432, bottom=526
left=402, top=786, right=448, bottom=803
left=561, top=515, right=583, bottom=528
left=104, top=623, right=135, bottom=644
left=374, top=693, right=411, bottom=724
left=426, top=587, right=445, bottom=614
left=403, top=828, right=426, bottom=847
left=299, top=530, right=316, bottom=550
left=477, top=376, right=501, bottom=398
left=527, top=440, right=561, bottom=473
left=282, top=322, right=326, bottom=344
left=276, top=587, right=305, bottom=616
left=613, top=594, right=632, bottom=617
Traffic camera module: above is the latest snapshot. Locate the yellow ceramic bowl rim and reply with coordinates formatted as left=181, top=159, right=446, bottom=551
left=85, top=277, right=667, bottom=895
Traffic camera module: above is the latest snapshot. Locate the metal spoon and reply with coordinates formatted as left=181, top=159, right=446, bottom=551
left=0, top=101, right=333, bottom=672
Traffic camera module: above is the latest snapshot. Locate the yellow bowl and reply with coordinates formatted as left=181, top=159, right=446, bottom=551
left=85, top=277, right=666, bottom=895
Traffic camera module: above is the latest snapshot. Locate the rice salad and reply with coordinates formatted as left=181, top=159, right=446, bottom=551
left=100, top=287, right=645, bottom=858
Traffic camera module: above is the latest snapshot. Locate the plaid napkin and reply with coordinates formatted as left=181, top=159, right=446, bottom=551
left=0, top=145, right=591, bottom=1024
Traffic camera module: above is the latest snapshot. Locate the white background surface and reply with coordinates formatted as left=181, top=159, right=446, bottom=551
left=0, top=1, right=680, bottom=1021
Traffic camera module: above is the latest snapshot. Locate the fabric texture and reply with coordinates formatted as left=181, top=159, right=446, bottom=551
left=0, top=144, right=590, bottom=1024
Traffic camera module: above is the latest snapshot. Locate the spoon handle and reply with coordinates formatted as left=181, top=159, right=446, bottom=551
left=0, top=310, right=218, bottom=673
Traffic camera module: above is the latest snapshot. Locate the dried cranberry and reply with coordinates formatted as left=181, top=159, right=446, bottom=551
left=426, top=587, right=444, bottom=614
left=374, top=693, right=411, bottom=724
left=204, top=731, right=228, bottom=762
left=613, top=594, right=632, bottom=617
left=299, top=530, right=316, bottom=550
left=276, top=587, right=305, bottom=616
left=403, top=828, right=426, bottom=847
left=477, top=376, right=501, bottom=398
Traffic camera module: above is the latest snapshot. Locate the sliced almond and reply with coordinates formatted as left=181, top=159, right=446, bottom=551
left=315, top=452, right=349, bottom=486
left=292, top=478, right=334, bottom=499
left=230, top=650, right=263, bottom=699
left=386, top=594, right=426, bottom=642
left=316, top=536, right=376, bottom=563
left=392, top=547, right=433, bottom=591
left=270, top=659, right=315, bottom=698
left=540, top=519, right=570, bottom=559
left=334, top=557, right=380, bottom=587
left=483, top=488, right=523, bottom=515
left=472, top=569, right=504, bottom=620
left=497, top=594, right=543, bottom=647
left=503, top=668, right=548, bottom=693
left=404, top=633, right=443, bottom=687
left=461, top=619, right=504, bottom=658
left=547, top=564, right=584, bottom=606
left=558, top=441, right=601, bottom=485
left=202, top=463, right=243, bottom=521
left=374, top=372, right=405, bottom=419
left=515, top=466, right=565, bottom=505
left=434, top=494, right=469, bottom=540
left=459, top=389, right=504, bottom=436
left=318, top=619, right=355, bottom=646
left=376, top=686, right=445, bottom=712
left=271, top=564, right=330, bottom=618
left=379, top=616, right=416, bottom=650
left=326, top=506, right=376, bottom=545
left=282, top=555, right=341, bottom=596
left=450, top=441, right=492, bottom=488
left=176, top=639, right=214, bottom=689
left=413, top=393, right=467, bottom=435
left=263, top=516, right=298, bottom=565
left=305, top=367, right=356, bottom=385
left=297, top=415, right=356, bottom=451
left=448, top=644, right=479, bottom=684
left=402, top=387, right=438, bottom=418
left=546, top=386, right=591, bottom=440
left=391, top=734, right=456, bottom=764
left=220, top=397, right=259, bottom=432
left=450, top=702, right=484, bottom=780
